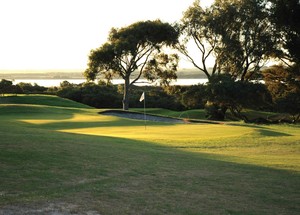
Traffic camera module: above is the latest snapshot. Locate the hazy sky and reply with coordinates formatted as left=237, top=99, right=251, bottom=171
left=0, top=0, right=214, bottom=71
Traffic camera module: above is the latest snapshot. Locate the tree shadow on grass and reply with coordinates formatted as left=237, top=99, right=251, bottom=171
left=256, top=128, right=292, bottom=137
left=228, top=123, right=294, bottom=136
left=17, top=114, right=180, bottom=130
left=0, top=104, right=87, bottom=121
left=1, top=122, right=299, bottom=215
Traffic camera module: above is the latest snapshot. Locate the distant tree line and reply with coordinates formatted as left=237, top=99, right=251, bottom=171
left=56, top=81, right=184, bottom=110
left=1, top=0, right=299, bottom=123
left=2, top=77, right=298, bottom=123
left=0, top=79, right=47, bottom=95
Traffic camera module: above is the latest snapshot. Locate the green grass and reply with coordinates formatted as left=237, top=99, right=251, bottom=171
left=0, top=95, right=299, bottom=214
left=0, top=94, right=91, bottom=108
left=132, top=108, right=207, bottom=120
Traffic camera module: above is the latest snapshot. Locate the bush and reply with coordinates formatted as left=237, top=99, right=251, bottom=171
left=57, top=81, right=122, bottom=108
left=17, top=82, right=47, bottom=94
left=0, top=79, right=23, bottom=95
left=118, top=85, right=184, bottom=111
left=205, top=74, right=272, bottom=121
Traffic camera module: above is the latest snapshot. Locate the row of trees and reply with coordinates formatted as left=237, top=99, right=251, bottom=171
left=56, top=77, right=299, bottom=123
left=0, top=79, right=46, bottom=95
left=57, top=81, right=183, bottom=110
left=84, top=0, right=300, bottom=120
left=1, top=77, right=298, bottom=122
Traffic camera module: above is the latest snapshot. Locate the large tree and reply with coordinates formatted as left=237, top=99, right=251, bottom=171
left=177, top=0, right=222, bottom=79
left=267, top=0, right=300, bottom=66
left=179, top=0, right=278, bottom=82
left=85, top=20, right=179, bottom=110
left=210, top=0, right=278, bottom=81
left=179, top=0, right=277, bottom=120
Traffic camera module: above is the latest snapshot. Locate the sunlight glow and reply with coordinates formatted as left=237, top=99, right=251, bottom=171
left=0, top=0, right=214, bottom=71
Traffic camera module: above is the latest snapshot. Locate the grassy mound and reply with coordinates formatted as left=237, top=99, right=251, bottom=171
left=0, top=94, right=299, bottom=214
left=0, top=94, right=91, bottom=108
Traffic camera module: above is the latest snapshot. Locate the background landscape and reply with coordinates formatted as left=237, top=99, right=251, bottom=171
left=0, top=68, right=207, bottom=80
left=0, top=0, right=299, bottom=214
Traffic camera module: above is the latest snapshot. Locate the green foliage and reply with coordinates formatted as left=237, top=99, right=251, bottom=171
left=109, top=20, right=179, bottom=50
left=85, top=20, right=179, bottom=110
left=263, top=64, right=300, bottom=122
left=16, top=82, right=47, bottom=94
left=178, top=0, right=221, bottom=78
left=0, top=79, right=22, bottom=95
left=57, top=81, right=122, bottom=108
left=57, top=82, right=184, bottom=110
left=143, top=53, right=178, bottom=86
left=206, top=74, right=271, bottom=121
left=114, top=85, right=184, bottom=111
left=0, top=79, right=49, bottom=95
left=0, top=79, right=13, bottom=91
left=165, top=85, right=207, bottom=110
left=178, top=0, right=300, bottom=122
left=276, top=93, right=300, bottom=122
left=179, top=0, right=278, bottom=81
left=268, top=0, right=300, bottom=64
left=210, top=0, right=277, bottom=81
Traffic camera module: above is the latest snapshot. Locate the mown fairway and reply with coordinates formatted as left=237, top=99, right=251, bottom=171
left=0, top=95, right=299, bottom=214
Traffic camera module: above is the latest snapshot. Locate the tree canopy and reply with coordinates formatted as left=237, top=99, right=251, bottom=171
left=85, top=20, right=179, bottom=110
left=267, top=0, right=300, bottom=65
left=178, top=0, right=279, bottom=81
left=263, top=64, right=300, bottom=121
left=178, top=0, right=222, bottom=79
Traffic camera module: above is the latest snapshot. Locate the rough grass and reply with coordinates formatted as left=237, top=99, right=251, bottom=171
left=0, top=95, right=299, bottom=214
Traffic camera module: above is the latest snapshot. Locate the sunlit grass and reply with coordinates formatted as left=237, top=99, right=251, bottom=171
left=0, top=94, right=299, bottom=214
left=57, top=117, right=300, bottom=172
left=20, top=112, right=115, bottom=125
left=1, top=94, right=299, bottom=173
left=132, top=108, right=207, bottom=120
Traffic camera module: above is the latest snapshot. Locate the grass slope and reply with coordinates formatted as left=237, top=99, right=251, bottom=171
left=0, top=95, right=299, bottom=214
left=0, top=94, right=91, bottom=108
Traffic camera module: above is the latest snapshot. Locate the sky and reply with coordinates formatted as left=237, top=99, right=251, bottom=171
left=0, top=0, right=214, bottom=71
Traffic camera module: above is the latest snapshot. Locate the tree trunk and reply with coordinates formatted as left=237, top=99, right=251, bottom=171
left=229, top=106, right=250, bottom=123
left=205, top=101, right=227, bottom=121
left=122, top=77, right=130, bottom=110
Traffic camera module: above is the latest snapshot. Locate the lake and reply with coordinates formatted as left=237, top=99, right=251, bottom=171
left=13, top=78, right=208, bottom=87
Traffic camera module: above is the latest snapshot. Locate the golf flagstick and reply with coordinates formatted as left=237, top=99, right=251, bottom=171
left=139, top=92, right=146, bottom=130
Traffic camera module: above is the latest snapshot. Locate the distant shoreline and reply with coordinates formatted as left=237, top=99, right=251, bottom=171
left=0, top=68, right=210, bottom=80
left=12, top=78, right=208, bottom=87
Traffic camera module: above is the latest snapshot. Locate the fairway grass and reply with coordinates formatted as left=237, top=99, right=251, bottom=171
left=0, top=95, right=299, bottom=214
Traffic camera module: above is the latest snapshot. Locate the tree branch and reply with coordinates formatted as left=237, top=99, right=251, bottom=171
left=131, top=49, right=154, bottom=86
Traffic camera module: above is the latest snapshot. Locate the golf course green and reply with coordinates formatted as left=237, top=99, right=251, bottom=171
left=0, top=94, right=299, bottom=214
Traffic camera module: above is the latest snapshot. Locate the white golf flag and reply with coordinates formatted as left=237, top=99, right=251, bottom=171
left=139, top=92, right=145, bottom=102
